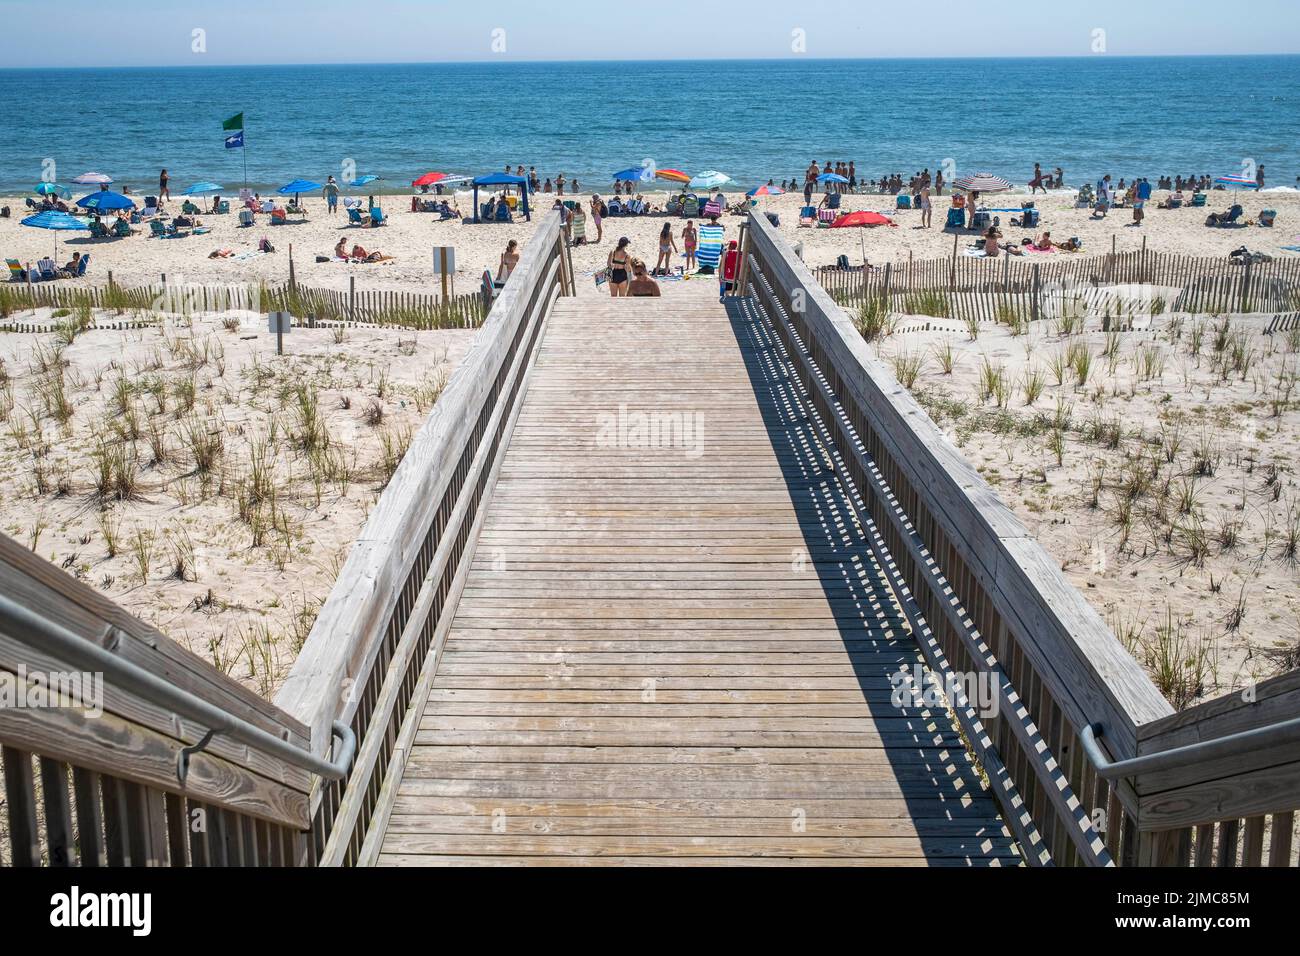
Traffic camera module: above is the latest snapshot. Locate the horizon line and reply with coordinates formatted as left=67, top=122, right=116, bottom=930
left=3, top=51, right=1299, bottom=71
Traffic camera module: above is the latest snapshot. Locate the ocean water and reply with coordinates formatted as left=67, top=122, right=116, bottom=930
left=1, top=56, right=1298, bottom=196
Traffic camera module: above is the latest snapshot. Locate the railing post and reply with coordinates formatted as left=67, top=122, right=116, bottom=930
left=1241, top=256, right=1253, bottom=313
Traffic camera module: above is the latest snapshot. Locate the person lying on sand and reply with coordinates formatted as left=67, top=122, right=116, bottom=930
left=207, top=249, right=234, bottom=258
left=1032, top=231, right=1054, bottom=251
left=350, top=244, right=386, bottom=262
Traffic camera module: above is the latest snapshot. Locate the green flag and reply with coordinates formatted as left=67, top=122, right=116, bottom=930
left=222, top=112, right=244, bottom=131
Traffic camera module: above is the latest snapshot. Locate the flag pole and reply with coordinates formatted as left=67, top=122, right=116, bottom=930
left=243, top=116, right=248, bottom=189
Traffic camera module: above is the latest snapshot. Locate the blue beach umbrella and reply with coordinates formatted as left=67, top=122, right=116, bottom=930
left=348, top=174, right=380, bottom=187
left=688, top=170, right=733, bottom=190
left=76, top=190, right=135, bottom=213
left=183, top=182, right=224, bottom=195
left=612, top=167, right=646, bottom=182
left=21, top=209, right=91, bottom=258
left=278, top=179, right=323, bottom=203
left=816, top=172, right=849, bottom=184
left=34, top=182, right=71, bottom=198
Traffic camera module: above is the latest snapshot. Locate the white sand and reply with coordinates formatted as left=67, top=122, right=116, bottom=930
left=4, top=189, right=1296, bottom=301
left=0, top=313, right=474, bottom=696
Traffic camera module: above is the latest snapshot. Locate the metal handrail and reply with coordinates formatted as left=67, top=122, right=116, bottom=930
left=0, top=592, right=355, bottom=784
left=1082, top=718, right=1300, bottom=781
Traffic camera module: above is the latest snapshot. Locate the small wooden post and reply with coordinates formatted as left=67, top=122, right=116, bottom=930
left=288, top=244, right=296, bottom=291
left=349, top=274, right=356, bottom=325
left=1241, top=256, right=1253, bottom=314
left=949, top=233, right=958, bottom=290
left=882, top=262, right=892, bottom=312
left=1031, top=263, right=1041, bottom=324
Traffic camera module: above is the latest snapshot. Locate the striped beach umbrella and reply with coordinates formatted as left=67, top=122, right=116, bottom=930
left=1215, top=175, right=1259, bottom=189
left=953, top=173, right=1012, bottom=193
left=72, top=172, right=113, bottom=186
left=747, top=184, right=784, bottom=196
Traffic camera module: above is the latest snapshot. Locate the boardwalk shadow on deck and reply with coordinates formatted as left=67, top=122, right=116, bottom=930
left=722, top=294, right=1014, bottom=865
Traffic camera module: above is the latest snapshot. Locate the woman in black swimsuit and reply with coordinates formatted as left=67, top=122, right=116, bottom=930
left=607, top=237, right=632, bottom=297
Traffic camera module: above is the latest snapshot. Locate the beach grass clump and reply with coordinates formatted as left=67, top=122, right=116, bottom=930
left=1140, top=606, right=1211, bottom=710
left=890, top=350, right=924, bottom=390
left=931, top=340, right=956, bottom=375
left=182, top=418, right=225, bottom=476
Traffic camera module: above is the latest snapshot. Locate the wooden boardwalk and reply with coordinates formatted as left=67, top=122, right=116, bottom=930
left=377, top=290, right=1016, bottom=865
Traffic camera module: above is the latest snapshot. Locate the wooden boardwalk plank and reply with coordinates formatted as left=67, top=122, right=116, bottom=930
left=380, top=292, right=1014, bottom=866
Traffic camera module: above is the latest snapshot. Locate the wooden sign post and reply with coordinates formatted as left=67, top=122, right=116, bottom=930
left=433, top=246, right=456, bottom=300
left=268, top=311, right=291, bottom=355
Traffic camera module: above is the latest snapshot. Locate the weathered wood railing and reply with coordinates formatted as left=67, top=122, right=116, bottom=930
left=0, top=533, right=330, bottom=866
left=744, top=211, right=1300, bottom=866
left=274, top=209, right=572, bottom=865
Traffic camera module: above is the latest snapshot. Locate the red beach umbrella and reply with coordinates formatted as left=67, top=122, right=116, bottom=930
left=831, top=211, right=895, bottom=228
left=412, top=171, right=448, bottom=187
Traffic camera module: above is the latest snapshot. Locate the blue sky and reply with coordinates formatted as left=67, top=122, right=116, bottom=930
left=2, top=0, right=1298, bottom=67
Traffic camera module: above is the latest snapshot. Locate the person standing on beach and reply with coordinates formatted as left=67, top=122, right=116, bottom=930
left=848, top=161, right=857, bottom=192
left=556, top=173, right=566, bottom=196
left=590, top=195, right=604, bottom=243
left=159, top=169, right=170, bottom=201
left=1256, top=164, right=1265, bottom=189
left=324, top=175, right=340, bottom=215
left=654, top=222, right=678, bottom=276
left=803, top=178, right=814, bottom=207
left=499, top=240, right=520, bottom=281
left=607, top=237, right=632, bottom=297
left=682, top=220, right=698, bottom=271
left=935, top=168, right=944, bottom=196
left=919, top=185, right=932, bottom=229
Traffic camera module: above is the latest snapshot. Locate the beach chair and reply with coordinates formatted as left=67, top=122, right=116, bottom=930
left=681, top=197, right=700, bottom=218
left=286, top=202, right=308, bottom=219
left=1259, top=209, right=1276, bottom=227
left=6, top=259, right=25, bottom=281
left=944, top=207, right=966, bottom=228
left=182, top=200, right=201, bottom=215
left=571, top=212, right=586, bottom=244
left=1207, top=204, right=1244, bottom=227
left=493, top=203, right=511, bottom=223
left=816, top=208, right=837, bottom=226
left=37, top=258, right=58, bottom=281
left=370, top=207, right=387, bottom=226
left=215, top=200, right=230, bottom=214
left=798, top=206, right=816, bottom=227
left=111, top=219, right=132, bottom=237
left=149, top=220, right=173, bottom=238
left=75, top=254, right=90, bottom=277
left=703, top=198, right=723, bottom=220
left=346, top=207, right=368, bottom=227
left=827, top=193, right=842, bottom=210
left=481, top=270, right=501, bottom=304
left=606, top=199, right=623, bottom=217
left=89, top=220, right=109, bottom=238
left=1191, top=193, right=1208, bottom=207
left=896, top=194, right=912, bottom=209
left=238, top=209, right=256, bottom=227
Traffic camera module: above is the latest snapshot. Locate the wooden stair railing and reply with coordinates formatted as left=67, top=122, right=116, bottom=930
left=743, top=210, right=1300, bottom=867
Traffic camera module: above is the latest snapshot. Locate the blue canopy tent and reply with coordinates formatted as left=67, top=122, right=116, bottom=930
left=472, top=173, right=530, bottom=222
